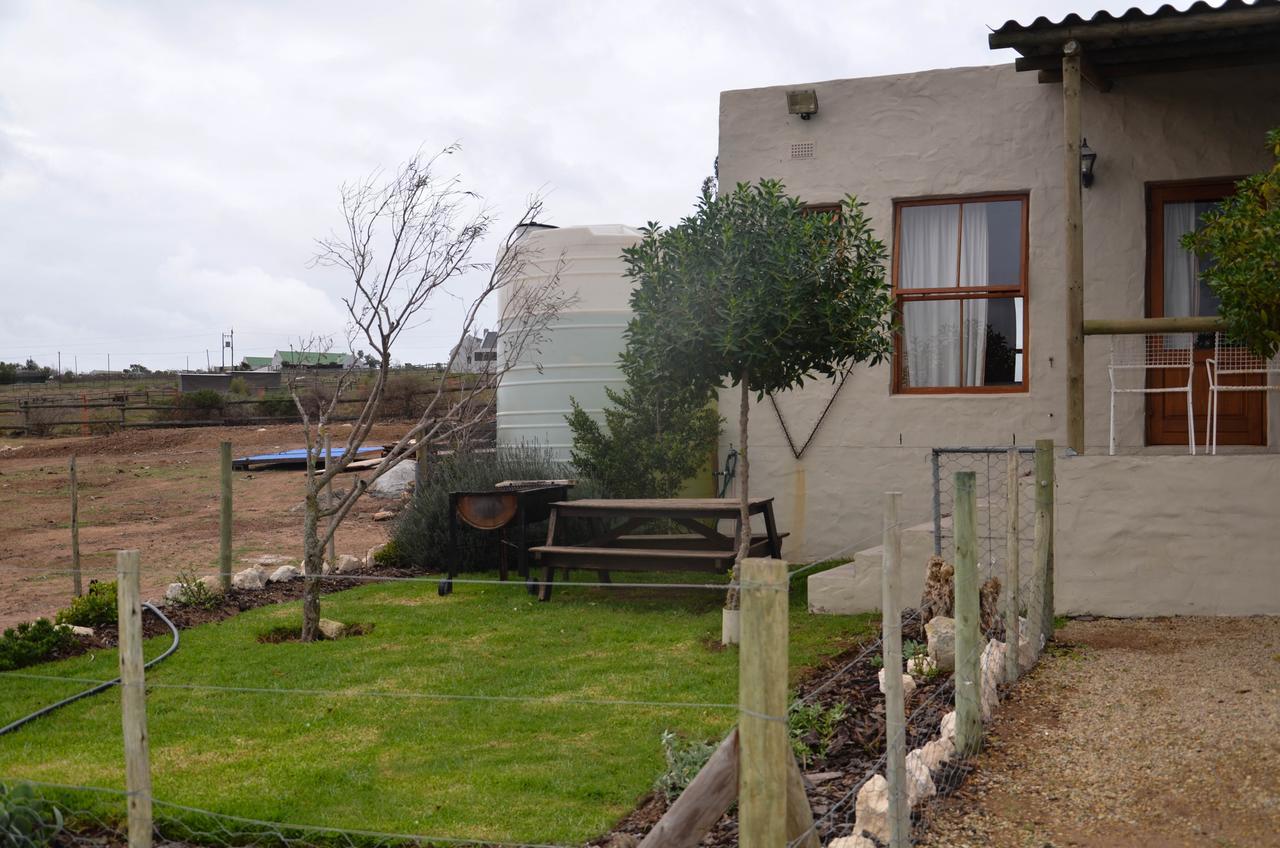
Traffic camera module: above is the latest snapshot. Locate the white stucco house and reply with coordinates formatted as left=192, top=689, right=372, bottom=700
left=715, top=2, right=1280, bottom=616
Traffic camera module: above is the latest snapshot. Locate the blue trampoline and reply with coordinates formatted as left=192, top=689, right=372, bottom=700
left=231, top=445, right=384, bottom=471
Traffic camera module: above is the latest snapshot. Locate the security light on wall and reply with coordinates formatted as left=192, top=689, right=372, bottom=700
left=786, top=89, right=818, bottom=120
left=1080, top=138, right=1097, bottom=188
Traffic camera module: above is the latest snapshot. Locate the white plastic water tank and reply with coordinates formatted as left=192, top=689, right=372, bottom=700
left=496, top=224, right=643, bottom=461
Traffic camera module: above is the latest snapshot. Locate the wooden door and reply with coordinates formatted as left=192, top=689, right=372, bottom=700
left=1146, top=181, right=1265, bottom=447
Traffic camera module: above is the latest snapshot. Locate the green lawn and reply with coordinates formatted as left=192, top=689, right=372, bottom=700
left=0, top=568, right=870, bottom=845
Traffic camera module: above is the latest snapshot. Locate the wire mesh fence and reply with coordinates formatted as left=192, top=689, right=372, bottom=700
left=1, top=445, right=1057, bottom=848
left=931, top=446, right=1046, bottom=628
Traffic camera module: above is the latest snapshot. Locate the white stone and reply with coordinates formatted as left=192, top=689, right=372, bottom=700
left=197, top=575, right=224, bottom=594
left=853, top=774, right=889, bottom=844
left=318, top=618, right=347, bottom=639
left=827, top=837, right=877, bottom=848
left=165, top=582, right=184, bottom=601
left=915, top=736, right=954, bottom=774
left=69, top=625, right=94, bottom=637
left=269, top=565, right=300, bottom=583
left=368, top=460, right=417, bottom=498
left=925, top=616, right=955, bottom=672
left=939, top=710, right=956, bottom=744
left=904, top=748, right=937, bottom=806
left=366, top=543, right=387, bottom=567
left=906, top=654, right=937, bottom=677
left=877, top=667, right=917, bottom=701
left=335, top=554, right=362, bottom=574
left=232, top=567, right=266, bottom=590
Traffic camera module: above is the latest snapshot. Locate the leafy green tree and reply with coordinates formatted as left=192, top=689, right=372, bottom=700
left=566, top=365, right=720, bottom=499
left=1183, top=128, right=1280, bottom=357
left=623, top=178, right=894, bottom=607
left=0, top=362, right=16, bottom=385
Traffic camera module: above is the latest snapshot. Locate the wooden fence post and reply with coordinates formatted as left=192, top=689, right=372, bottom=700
left=953, top=471, right=982, bottom=758
left=1034, top=439, right=1055, bottom=646
left=881, top=492, right=909, bottom=848
left=739, top=557, right=788, bottom=848
left=70, top=456, right=83, bottom=598
left=116, top=550, right=153, bottom=848
left=1003, top=448, right=1020, bottom=683
left=219, top=441, right=232, bottom=592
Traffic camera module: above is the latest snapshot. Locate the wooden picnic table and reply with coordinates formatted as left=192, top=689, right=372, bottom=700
left=528, top=497, right=784, bottom=601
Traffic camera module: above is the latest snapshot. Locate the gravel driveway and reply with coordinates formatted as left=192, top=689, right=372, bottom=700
left=919, top=616, right=1280, bottom=848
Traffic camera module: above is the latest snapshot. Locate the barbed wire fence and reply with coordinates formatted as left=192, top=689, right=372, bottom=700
left=1, top=443, right=1056, bottom=848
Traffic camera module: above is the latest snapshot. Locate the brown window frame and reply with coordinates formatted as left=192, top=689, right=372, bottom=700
left=891, top=192, right=1030, bottom=395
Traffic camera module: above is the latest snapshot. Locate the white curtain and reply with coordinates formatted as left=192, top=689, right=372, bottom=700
left=901, top=205, right=960, bottom=387
left=1163, top=202, right=1199, bottom=349
left=959, top=204, right=990, bottom=386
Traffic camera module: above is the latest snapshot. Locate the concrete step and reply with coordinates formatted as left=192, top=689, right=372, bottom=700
left=807, top=520, right=936, bottom=615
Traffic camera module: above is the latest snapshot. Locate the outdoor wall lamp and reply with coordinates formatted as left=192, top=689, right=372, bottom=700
left=787, top=89, right=818, bottom=120
left=1080, top=138, right=1097, bottom=188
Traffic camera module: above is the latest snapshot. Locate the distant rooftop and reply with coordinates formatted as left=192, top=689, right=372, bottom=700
left=276, top=350, right=348, bottom=366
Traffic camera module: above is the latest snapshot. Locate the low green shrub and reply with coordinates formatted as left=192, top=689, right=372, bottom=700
left=55, top=581, right=117, bottom=628
left=789, top=699, right=849, bottom=767
left=0, top=782, right=63, bottom=848
left=371, top=539, right=402, bottom=568
left=227, top=376, right=249, bottom=396
left=654, top=730, right=717, bottom=801
left=169, top=569, right=220, bottom=610
left=389, top=445, right=584, bottom=572
left=157, top=389, right=226, bottom=422
left=257, top=395, right=297, bottom=419
left=0, top=620, right=77, bottom=672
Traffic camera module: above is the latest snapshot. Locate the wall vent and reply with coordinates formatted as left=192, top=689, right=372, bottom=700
left=790, top=142, right=815, bottom=160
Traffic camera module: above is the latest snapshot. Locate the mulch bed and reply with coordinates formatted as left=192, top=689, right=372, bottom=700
left=56, top=563, right=421, bottom=657
left=590, top=611, right=967, bottom=848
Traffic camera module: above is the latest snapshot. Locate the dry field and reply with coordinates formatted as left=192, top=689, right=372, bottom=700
left=0, top=423, right=408, bottom=629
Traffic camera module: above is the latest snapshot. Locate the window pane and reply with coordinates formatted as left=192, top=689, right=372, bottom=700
left=901, top=297, right=1024, bottom=389
left=959, top=200, right=1022, bottom=287
left=900, top=204, right=959, bottom=289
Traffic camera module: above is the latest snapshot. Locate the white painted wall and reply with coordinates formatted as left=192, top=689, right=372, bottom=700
left=717, top=62, right=1280, bottom=575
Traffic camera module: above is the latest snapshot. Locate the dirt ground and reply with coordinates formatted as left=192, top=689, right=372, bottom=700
left=0, top=424, right=410, bottom=629
left=919, top=616, right=1280, bottom=848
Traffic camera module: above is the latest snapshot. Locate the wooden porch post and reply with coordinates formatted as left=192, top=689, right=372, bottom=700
left=1063, top=40, right=1085, bottom=454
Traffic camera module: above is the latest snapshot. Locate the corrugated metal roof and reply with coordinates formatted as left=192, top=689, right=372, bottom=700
left=989, top=0, right=1280, bottom=78
left=992, top=0, right=1277, bottom=42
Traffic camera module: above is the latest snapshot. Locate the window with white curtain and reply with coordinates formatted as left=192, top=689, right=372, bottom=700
left=892, top=195, right=1028, bottom=393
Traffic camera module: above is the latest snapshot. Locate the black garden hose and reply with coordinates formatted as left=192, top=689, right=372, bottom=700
left=0, top=602, right=180, bottom=737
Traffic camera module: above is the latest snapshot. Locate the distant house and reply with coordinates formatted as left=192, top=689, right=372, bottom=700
left=448, top=330, right=498, bottom=372
left=271, top=351, right=354, bottom=370
left=240, top=356, right=274, bottom=371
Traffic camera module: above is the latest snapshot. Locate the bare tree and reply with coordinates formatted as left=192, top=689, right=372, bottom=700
left=291, top=144, right=571, bottom=642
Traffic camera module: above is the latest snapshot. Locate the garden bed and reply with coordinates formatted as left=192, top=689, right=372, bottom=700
left=64, top=562, right=416, bottom=655
left=591, top=611, right=967, bottom=847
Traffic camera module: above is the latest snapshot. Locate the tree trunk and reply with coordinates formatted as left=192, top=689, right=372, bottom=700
left=726, top=370, right=750, bottom=611
left=300, top=491, right=324, bottom=642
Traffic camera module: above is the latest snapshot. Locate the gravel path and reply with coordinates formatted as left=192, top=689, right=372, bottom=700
left=919, top=616, right=1280, bottom=848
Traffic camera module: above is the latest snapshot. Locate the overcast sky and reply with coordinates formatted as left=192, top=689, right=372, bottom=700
left=0, top=0, right=1171, bottom=372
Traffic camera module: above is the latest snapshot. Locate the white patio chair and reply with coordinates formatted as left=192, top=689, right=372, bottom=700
left=1205, top=332, right=1279, bottom=454
left=1108, top=333, right=1196, bottom=456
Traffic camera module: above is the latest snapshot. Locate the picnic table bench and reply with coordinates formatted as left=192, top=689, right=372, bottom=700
left=529, top=497, right=785, bottom=601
